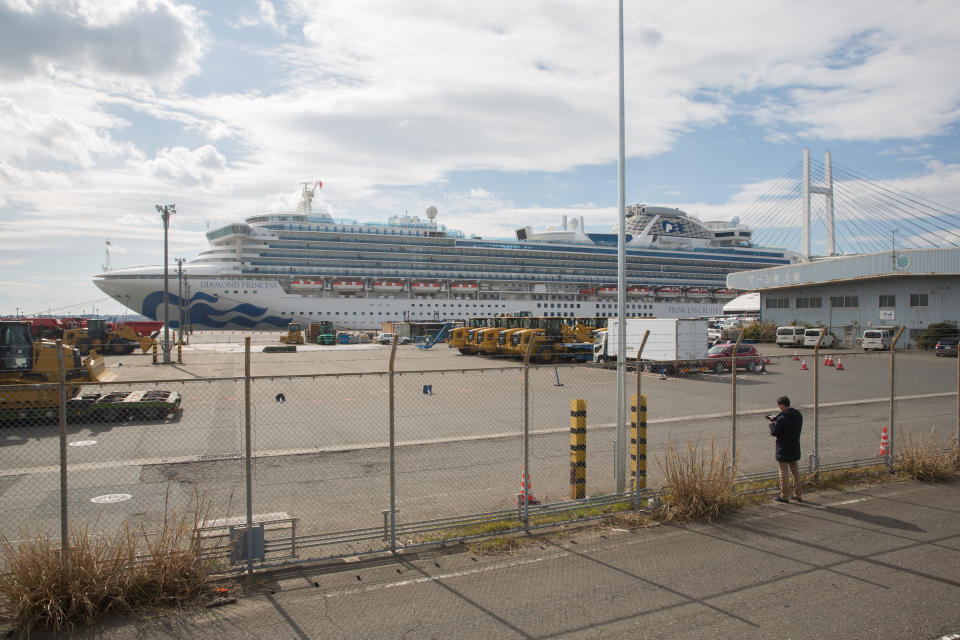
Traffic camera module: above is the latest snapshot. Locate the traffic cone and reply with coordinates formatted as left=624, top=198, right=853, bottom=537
left=823, top=354, right=831, bottom=367
left=800, top=359, right=808, bottom=371
left=878, top=427, right=890, bottom=456
left=793, top=350, right=799, bottom=361
left=836, top=358, right=844, bottom=371
left=516, top=471, right=540, bottom=505
left=827, top=354, right=835, bottom=366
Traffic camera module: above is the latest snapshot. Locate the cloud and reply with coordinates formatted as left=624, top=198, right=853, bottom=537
left=137, top=144, right=227, bottom=187
left=0, top=0, right=206, bottom=86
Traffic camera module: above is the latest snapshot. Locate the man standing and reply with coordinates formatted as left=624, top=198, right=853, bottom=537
left=767, top=396, right=803, bottom=503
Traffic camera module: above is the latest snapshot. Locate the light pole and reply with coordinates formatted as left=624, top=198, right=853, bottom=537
left=156, top=204, right=176, bottom=364
left=176, top=258, right=185, bottom=344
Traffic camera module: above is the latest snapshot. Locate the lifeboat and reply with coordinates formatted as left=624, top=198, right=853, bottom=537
left=579, top=288, right=596, bottom=295
left=290, top=279, right=325, bottom=291
left=626, top=286, right=652, bottom=298
left=373, top=280, right=404, bottom=293
left=410, top=281, right=440, bottom=295
left=656, top=286, right=682, bottom=298
left=711, top=288, right=737, bottom=299
left=597, top=286, right=618, bottom=297
left=684, top=287, right=711, bottom=298
left=332, top=280, right=364, bottom=293
left=449, top=282, right=479, bottom=294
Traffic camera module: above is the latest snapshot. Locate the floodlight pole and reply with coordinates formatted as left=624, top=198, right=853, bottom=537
left=615, top=0, right=627, bottom=492
left=156, top=204, right=176, bottom=364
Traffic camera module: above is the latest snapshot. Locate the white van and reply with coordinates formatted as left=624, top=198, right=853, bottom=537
left=803, top=328, right=838, bottom=348
left=862, top=329, right=892, bottom=351
left=775, top=326, right=806, bottom=347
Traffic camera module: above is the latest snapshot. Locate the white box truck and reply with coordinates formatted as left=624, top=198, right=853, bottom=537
left=593, top=318, right=709, bottom=369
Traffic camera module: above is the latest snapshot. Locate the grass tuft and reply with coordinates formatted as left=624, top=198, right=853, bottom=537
left=893, top=430, right=959, bottom=482
left=0, top=501, right=218, bottom=632
left=658, top=438, right=738, bottom=521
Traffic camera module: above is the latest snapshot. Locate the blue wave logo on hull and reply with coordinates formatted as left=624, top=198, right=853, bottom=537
left=141, top=291, right=289, bottom=329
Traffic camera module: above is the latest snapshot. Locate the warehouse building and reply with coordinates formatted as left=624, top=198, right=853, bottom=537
left=727, top=248, right=960, bottom=348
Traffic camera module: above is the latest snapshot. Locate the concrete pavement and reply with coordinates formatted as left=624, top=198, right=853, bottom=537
left=31, top=478, right=960, bottom=639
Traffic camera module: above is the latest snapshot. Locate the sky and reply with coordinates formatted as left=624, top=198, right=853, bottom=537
left=1, top=0, right=960, bottom=316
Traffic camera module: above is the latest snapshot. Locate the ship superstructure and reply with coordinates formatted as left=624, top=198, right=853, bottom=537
left=94, top=185, right=794, bottom=330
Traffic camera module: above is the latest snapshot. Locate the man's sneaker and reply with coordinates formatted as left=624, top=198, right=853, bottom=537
left=793, top=495, right=803, bottom=502
left=774, top=496, right=789, bottom=503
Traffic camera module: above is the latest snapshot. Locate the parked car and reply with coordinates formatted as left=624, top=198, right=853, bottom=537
left=803, top=328, right=839, bottom=348
left=378, top=332, right=410, bottom=345
left=775, top=326, right=806, bottom=347
left=705, top=342, right=765, bottom=373
left=934, top=336, right=959, bottom=357
left=862, top=329, right=893, bottom=351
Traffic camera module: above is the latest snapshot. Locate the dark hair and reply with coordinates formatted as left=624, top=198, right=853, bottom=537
left=777, top=396, right=790, bottom=407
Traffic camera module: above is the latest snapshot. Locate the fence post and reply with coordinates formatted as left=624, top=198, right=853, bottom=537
left=813, top=327, right=825, bottom=472
left=889, top=326, right=905, bottom=471
left=569, top=399, right=586, bottom=499
left=520, top=336, right=536, bottom=529
left=730, top=331, right=744, bottom=471
left=388, top=335, right=398, bottom=552
left=244, top=337, right=253, bottom=575
left=56, top=341, right=68, bottom=558
left=631, top=394, right=647, bottom=504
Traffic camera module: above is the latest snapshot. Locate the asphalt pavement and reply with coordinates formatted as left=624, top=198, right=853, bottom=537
left=30, top=478, right=960, bottom=639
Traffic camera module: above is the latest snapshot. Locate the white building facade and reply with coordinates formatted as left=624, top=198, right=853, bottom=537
left=727, top=248, right=960, bottom=348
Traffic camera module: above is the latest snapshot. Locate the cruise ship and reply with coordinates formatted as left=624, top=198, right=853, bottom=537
left=94, top=184, right=795, bottom=330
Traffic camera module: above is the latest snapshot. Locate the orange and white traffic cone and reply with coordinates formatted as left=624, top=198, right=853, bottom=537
left=516, top=471, right=540, bottom=505
left=836, top=358, right=844, bottom=371
left=827, top=354, right=835, bottom=366
left=793, top=350, right=799, bottom=361
left=800, top=359, right=808, bottom=371
left=878, top=427, right=890, bottom=456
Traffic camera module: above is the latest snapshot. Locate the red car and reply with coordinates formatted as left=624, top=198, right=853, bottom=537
left=706, top=342, right=765, bottom=373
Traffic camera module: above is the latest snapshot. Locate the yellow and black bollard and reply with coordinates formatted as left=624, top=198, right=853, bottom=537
left=152, top=341, right=158, bottom=365
left=569, top=398, right=586, bottom=499
left=631, top=394, right=647, bottom=492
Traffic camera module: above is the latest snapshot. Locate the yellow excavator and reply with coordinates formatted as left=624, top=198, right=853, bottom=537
left=0, top=320, right=179, bottom=422
left=62, top=319, right=156, bottom=355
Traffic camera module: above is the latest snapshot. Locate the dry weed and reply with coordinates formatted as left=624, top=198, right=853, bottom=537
left=658, top=438, right=739, bottom=521
left=0, top=498, right=218, bottom=632
left=893, top=430, right=959, bottom=482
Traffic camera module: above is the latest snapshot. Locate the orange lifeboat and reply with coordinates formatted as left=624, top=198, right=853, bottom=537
left=290, top=279, right=325, bottom=291
left=449, top=282, right=479, bottom=294
left=579, top=288, right=596, bottom=295
left=332, top=280, right=364, bottom=293
left=373, top=281, right=404, bottom=293
left=684, top=287, right=711, bottom=298
left=597, top=286, right=618, bottom=297
left=626, top=286, right=652, bottom=298
left=711, top=288, right=737, bottom=299
left=656, top=286, right=682, bottom=298
left=410, top=281, right=440, bottom=295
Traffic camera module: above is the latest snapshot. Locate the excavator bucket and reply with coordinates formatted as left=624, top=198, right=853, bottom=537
left=84, top=353, right=117, bottom=382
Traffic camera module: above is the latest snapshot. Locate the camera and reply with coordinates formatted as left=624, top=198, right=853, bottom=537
left=765, top=414, right=776, bottom=421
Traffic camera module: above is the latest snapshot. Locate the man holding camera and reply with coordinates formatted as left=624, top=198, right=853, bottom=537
left=767, top=396, right=803, bottom=503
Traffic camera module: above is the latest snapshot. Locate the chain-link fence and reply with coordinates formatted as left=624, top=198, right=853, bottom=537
left=0, top=333, right=957, bottom=573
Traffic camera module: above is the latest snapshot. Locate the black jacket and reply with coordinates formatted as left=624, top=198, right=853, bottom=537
left=769, top=407, right=803, bottom=462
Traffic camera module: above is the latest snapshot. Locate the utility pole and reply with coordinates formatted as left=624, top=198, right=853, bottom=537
left=156, top=204, right=176, bottom=364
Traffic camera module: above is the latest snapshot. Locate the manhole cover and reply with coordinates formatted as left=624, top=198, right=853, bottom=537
left=90, top=494, right=132, bottom=504
left=69, top=440, right=97, bottom=447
